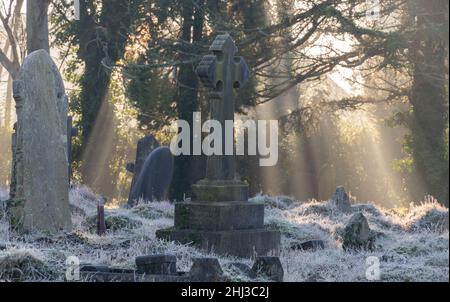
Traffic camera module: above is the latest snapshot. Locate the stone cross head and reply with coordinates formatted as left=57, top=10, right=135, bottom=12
left=196, top=34, right=250, bottom=100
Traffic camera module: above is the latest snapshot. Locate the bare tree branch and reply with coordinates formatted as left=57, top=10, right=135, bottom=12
left=0, top=0, right=24, bottom=78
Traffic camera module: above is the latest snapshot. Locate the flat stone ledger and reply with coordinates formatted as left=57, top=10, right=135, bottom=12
left=191, top=179, right=249, bottom=202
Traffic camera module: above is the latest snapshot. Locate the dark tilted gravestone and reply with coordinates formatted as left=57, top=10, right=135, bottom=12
left=251, top=256, right=284, bottom=282
left=342, top=212, right=375, bottom=251
left=126, top=135, right=160, bottom=201
left=156, top=34, right=280, bottom=258
left=8, top=50, right=72, bottom=232
left=135, top=254, right=177, bottom=275
left=189, top=258, right=224, bottom=282
left=331, top=186, right=352, bottom=213
left=128, top=146, right=174, bottom=206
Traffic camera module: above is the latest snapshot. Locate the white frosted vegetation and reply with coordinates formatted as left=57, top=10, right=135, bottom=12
left=0, top=187, right=448, bottom=281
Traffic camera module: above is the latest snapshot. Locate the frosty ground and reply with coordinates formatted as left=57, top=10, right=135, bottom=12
left=0, top=186, right=448, bottom=282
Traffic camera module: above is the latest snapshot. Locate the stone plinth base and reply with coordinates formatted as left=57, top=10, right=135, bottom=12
left=174, top=201, right=264, bottom=231
left=157, top=180, right=280, bottom=258
left=191, top=179, right=248, bottom=202
left=156, top=227, right=280, bottom=258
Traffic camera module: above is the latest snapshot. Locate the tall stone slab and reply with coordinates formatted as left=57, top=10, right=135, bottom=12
left=8, top=50, right=72, bottom=232
left=126, top=135, right=160, bottom=205
left=156, top=34, right=280, bottom=258
left=128, top=146, right=174, bottom=206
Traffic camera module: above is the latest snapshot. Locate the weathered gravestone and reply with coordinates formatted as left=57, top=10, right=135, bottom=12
left=331, top=186, right=352, bottom=213
left=7, top=50, right=72, bottom=232
left=128, top=146, right=174, bottom=206
left=9, top=82, right=76, bottom=192
left=251, top=256, right=284, bottom=282
left=126, top=135, right=159, bottom=203
left=342, top=212, right=376, bottom=251
left=189, top=258, right=224, bottom=282
left=156, top=34, right=280, bottom=258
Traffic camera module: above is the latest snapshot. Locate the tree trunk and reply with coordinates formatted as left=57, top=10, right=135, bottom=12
left=409, top=0, right=449, bottom=206
left=0, top=43, right=10, bottom=80
left=170, top=0, right=205, bottom=201
left=27, top=0, right=49, bottom=54
left=75, top=0, right=142, bottom=188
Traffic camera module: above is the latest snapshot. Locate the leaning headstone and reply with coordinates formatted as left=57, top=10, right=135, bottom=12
left=156, top=34, right=280, bottom=258
left=7, top=50, right=72, bottom=232
left=331, top=186, right=352, bottom=212
left=189, top=258, right=224, bottom=282
left=126, top=135, right=159, bottom=201
left=128, top=146, right=174, bottom=206
left=251, top=256, right=284, bottom=282
left=342, top=212, right=375, bottom=251
left=135, top=254, right=177, bottom=275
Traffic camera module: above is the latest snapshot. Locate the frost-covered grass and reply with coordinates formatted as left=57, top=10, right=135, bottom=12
left=0, top=187, right=448, bottom=282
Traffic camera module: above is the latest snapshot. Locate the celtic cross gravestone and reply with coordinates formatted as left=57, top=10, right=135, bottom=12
left=156, top=34, right=280, bottom=258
